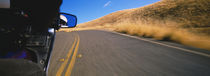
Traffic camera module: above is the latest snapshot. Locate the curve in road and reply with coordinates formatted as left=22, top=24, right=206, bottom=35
left=49, top=30, right=210, bottom=76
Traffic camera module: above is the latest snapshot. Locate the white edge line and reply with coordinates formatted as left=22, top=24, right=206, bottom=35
left=108, top=30, right=210, bottom=58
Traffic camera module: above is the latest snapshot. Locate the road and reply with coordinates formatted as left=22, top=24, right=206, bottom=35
left=48, top=30, right=210, bottom=76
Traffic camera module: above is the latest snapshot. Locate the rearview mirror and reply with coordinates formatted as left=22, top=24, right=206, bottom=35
left=60, top=13, right=77, bottom=28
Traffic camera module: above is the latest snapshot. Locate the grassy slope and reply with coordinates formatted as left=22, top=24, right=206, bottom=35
left=79, top=0, right=210, bottom=28
left=76, top=0, right=210, bottom=50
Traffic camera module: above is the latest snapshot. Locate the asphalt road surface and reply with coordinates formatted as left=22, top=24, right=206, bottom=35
left=48, top=30, right=210, bottom=76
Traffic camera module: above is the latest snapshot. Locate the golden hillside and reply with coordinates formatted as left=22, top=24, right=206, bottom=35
left=79, top=0, right=210, bottom=30
left=75, top=0, right=210, bottom=50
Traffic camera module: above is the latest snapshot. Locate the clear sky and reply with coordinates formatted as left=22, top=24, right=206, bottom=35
left=60, top=0, right=160, bottom=24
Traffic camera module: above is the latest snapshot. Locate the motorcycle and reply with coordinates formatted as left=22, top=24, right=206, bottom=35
left=0, top=8, right=77, bottom=75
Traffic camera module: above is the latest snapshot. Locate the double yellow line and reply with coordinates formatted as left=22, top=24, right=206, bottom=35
left=56, top=34, right=80, bottom=76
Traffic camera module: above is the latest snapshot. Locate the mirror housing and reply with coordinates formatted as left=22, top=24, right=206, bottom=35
left=60, top=13, right=77, bottom=28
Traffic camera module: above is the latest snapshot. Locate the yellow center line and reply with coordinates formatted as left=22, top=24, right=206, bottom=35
left=65, top=35, right=80, bottom=76
left=56, top=36, right=77, bottom=76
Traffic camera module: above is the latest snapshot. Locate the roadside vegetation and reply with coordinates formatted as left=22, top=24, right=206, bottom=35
left=70, top=0, right=210, bottom=50
left=114, top=22, right=210, bottom=50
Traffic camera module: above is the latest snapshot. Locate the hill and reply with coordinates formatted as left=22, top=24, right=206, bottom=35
left=75, top=0, right=210, bottom=50
left=79, top=0, right=210, bottom=28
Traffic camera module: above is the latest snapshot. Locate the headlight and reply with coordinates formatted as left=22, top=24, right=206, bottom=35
left=48, top=28, right=55, bottom=34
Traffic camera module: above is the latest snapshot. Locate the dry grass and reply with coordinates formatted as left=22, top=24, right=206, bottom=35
left=114, top=22, right=210, bottom=50
left=75, top=0, right=210, bottom=50
left=79, top=0, right=210, bottom=29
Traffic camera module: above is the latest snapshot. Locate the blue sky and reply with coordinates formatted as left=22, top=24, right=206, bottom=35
left=60, top=0, right=160, bottom=24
